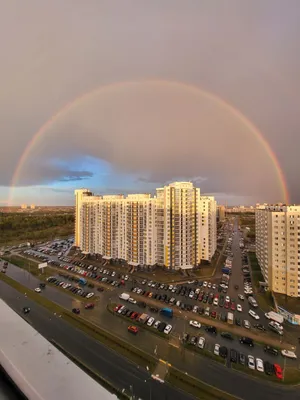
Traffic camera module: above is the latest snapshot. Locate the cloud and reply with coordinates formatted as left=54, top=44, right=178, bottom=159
left=0, top=1, right=299, bottom=205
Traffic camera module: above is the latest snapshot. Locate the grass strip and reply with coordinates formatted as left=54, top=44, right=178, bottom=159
left=167, top=366, right=240, bottom=400
left=183, top=343, right=224, bottom=365
left=232, top=363, right=300, bottom=385
left=107, top=302, right=169, bottom=340
left=50, top=339, right=130, bottom=399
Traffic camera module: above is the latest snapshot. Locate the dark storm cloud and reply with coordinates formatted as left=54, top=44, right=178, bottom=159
left=0, top=0, right=300, bottom=204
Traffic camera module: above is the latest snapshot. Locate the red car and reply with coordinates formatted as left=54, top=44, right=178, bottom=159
left=224, top=301, right=230, bottom=309
left=128, top=325, right=139, bottom=334
left=198, top=294, right=203, bottom=302
left=274, top=364, right=283, bottom=380
left=114, top=304, right=122, bottom=312
left=130, top=312, right=138, bottom=319
left=231, top=302, right=236, bottom=311
left=85, top=303, right=95, bottom=310
left=211, top=311, right=217, bottom=318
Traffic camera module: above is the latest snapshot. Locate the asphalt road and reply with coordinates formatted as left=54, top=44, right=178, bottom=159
left=0, top=280, right=195, bottom=400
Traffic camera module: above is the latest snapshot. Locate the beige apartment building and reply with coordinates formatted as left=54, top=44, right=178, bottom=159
left=256, top=204, right=300, bottom=297
left=75, top=182, right=217, bottom=270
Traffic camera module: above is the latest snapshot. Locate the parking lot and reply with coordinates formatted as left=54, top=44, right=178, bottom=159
left=4, top=218, right=299, bottom=380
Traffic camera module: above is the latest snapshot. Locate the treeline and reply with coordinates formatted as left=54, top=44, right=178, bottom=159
left=0, top=213, right=75, bottom=245
left=0, top=213, right=74, bottom=231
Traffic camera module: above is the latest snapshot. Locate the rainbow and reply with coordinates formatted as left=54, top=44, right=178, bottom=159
left=9, top=79, right=289, bottom=204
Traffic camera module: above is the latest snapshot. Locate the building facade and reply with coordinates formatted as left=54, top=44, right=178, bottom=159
left=256, top=204, right=300, bottom=297
left=75, top=182, right=217, bottom=270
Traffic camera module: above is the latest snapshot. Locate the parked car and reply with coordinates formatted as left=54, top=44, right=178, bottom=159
left=281, top=350, right=297, bottom=359
left=264, top=346, right=278, bottom=356
left=214, top=343, right=220, bottom=356
left=189, top=320, right=201, bottom=329
left=248, top=355, right=255, bottom=370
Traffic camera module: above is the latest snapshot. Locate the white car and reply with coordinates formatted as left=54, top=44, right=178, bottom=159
left=225, top=296, right=230, bottom=303
left=111, top=271, right=116, bottom=277
left=243, top=320, right=251, bottom=329
left=248, top=355, right=255, bottom=370
left=153, top=320, right=161, bottom=329
left=256, top=358, right=264, bottom=372
left=176, top=300, right=181, bottom=307
left=214, top=343, right=220, bottom=356
left=137, top=289, right=142, bottom=294
left=147, top=317, right=155, bottom=327
left=34, top=287, right=41, bottom=293
left=189, top=292, right=194, bottom=299
left=213, top=298, right=219, bottom=306
left=189, top=320, right=201, bottom=329
left=207, top=282, right=212, bottom=288
left=193, top=305, right=199, bottom=313
left=238, top=294, right=245, bottom=301
left=86, top=292, right=94, bottom=299
left=281, top=350, right=297, bottom=359
left=237, top=304, right=242, bottom=312
left=198, top=337, right=205, bottom=349
left=220, top=284, right=228, bottom=289
left=212, top=284, right=217, bottom=290
left=249, top=310, right=259, bottom=320
left=124, top=275, right=129, bottom=281
left=118, top=306, right=125, bottom=314
left=128, top=298, right=137, bottom=304
left=203, top=281, right=208, bottom=287
left=164, top=324, right=172, bottom=335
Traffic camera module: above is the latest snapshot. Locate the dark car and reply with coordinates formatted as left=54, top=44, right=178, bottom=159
left=264, top=361, right=274, bottom=376
left=264, top=346, right=278, bottom=356
left=190, top=336, right=197, bottom=346
left=230, top=349, right=238, bottom=363
left=72, top=308, right=80, bottom=314
left=219, top=296, right=225, bottom=307
left=240, top=337, right=254, bottom=347
left=239, top=353, right=246, bottom=365
left=219, top=346, right=228, bottom=358
left=149, top=307, right=159, bottom=313
left=254, top=324, right=266, bottom=331
left=97, top=287, right=104, bottom=292
left=39, top=283, right=46, bottom=288
left=205, top=325, right=217, bottom=335
left=235, top=317, right=241, bottom=326
left=221, top=332, right=233, bottom=340
left=158, top=322, right=167, bottom=332
left=182, top=333, right=190, bottom=342
left=22, top=307, right=30, bottom=314
left=220, top=313, right=227, bottom=323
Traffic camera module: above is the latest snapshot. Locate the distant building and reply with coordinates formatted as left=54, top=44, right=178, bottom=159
left=75, top=182, right=217, bottom=270
left=30, top=204, right=36, bottom=210
left=20, top=204, right=27, bottom=209
left=217, top=205, right=226, bottom=221
left=256, top=204, right=300, bottom=297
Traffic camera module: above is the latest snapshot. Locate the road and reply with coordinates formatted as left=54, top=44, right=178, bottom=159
left=0, top=280, right=195, bottom=400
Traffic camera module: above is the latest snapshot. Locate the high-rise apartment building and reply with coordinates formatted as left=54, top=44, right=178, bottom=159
left=75, top=182, right=217, bottom=270
left=200, top=196, right=217, bottom=261
left=256, top=204, right=300, bottom=297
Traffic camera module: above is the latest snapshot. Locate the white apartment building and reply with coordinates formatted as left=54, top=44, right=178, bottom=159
left=75, top=182, right=217, bottom=270
left=200, top=196, right=217, bottom=261
left=256, top=204, right=300, bottom=297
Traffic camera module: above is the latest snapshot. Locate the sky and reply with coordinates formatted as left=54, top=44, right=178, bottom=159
left=0, top=0, right=300, bottom=206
